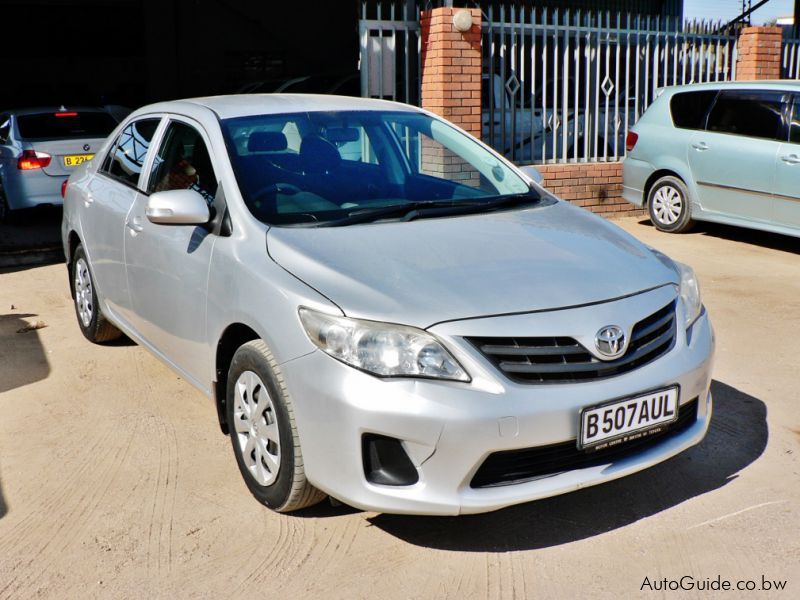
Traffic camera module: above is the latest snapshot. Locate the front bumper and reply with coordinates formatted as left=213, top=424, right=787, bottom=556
left=282, top=287, right=714, bottom=515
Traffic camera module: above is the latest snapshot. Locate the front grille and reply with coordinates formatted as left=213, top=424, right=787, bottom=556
left=467, top=300, right=676, bottom=384
left=470, top=397, right=699, bottom=488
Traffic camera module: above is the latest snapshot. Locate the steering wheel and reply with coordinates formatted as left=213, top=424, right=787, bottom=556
left=251, top=182, right=303, bottom=204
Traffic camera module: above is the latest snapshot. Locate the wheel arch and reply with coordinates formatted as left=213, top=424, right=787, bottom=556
left=66, top=230, right=82, bottom=298
left=214, top=323, right=261, bottom=434
left=643, top=169, right=684, bottom=207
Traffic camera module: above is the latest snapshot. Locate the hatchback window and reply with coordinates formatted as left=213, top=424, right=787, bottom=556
left=16, top=111, right=117, bottom=141
left=148, top=121, right=218, bottom=203
left=100, top=119, right=160, bottom=188
left=670, top=91, right=717, bottom=130
left=706, top=90, right=784, bottom=141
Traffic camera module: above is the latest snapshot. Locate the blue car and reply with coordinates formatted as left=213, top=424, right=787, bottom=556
left=623, top=81, right=800, bottom=237
left=0, top=107, right=119, bottom=221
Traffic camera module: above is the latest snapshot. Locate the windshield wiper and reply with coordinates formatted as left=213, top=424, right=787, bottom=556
left=318, top=193, right=540, bottom=227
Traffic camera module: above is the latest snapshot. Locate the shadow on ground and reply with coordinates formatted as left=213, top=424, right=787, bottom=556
left=0, top=313, right=51, bottom=394
left=0, top=207, right=64, bottom=269
left=637, top=218, right=800, bottom=255
left=0, top=468, right=6, bottom=520
left=364, top=381, right=767, bottom=551
left=0, top=206, right=62, bottom=248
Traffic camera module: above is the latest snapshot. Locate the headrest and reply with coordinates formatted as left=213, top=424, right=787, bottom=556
left=299, top=135, right=341, bottom=174
left=326, top=127, right=360, bottom=143
left=248, top=131, right=288, bottom=152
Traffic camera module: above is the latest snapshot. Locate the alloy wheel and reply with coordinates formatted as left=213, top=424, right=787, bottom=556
left=233, top=370, right=281, bottom=486
left=651, top=185, right=683, bottom=225
left=74, top=258, right=94, bottom=328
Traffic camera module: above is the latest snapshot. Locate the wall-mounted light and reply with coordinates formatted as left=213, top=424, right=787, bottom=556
left=452, top=10, right=473, bottom=33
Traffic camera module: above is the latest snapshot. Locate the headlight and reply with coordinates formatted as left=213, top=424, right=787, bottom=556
left=675, top=261, right=702, bottom=328
left=298, top=307, right=470, bottom=382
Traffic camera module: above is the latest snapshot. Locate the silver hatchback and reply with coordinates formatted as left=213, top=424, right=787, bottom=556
left=62, top=95, right=714, bottom=515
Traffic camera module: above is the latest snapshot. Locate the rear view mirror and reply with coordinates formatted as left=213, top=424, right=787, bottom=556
left=518, top=165, right=543, bottom=185
left=146, top=189, right=210, bottom=226
left=326, top=127, right=360, bottom=143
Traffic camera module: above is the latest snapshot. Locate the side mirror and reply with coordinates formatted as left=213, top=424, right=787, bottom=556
left=146, top=189, right=210, bottom=226
left=518, top=165, right=543, bottom=185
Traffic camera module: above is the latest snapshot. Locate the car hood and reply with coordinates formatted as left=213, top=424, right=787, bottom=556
left=266, top=201, right=678, bottom=328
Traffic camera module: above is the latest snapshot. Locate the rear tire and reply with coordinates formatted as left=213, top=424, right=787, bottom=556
left=226, top=339, right=326, bottom=513
left=0, top=186, right=14, bottom=224
left=647, top=175, right=694, bottom=233
left=71, top=244, right=122, bottom=343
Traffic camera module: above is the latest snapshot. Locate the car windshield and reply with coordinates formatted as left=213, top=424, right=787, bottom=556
left=221, top=110, right=533, bottom=226
left=16, top=111, right=118, bottom=141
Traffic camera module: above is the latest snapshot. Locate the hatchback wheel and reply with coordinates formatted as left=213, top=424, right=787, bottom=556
left=71, top=244, right=122, bottom=343
left=226, top=340, right=326, bottom=512
left=648, top=175, right=694, bottom=233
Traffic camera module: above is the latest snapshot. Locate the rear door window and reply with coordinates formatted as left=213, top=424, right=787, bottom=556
left=16, top=111, right=118, bottom=140
left=670, top=91, right=718, bottom=130
left=706, top=90, right=785, bottom=141
left=100, top=118, right=160, bottom=189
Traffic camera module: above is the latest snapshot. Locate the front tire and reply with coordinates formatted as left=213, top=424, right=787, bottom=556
left=71, top=244, right=122, bottom=343
left=648, top=175, right=694, bottom=233
left=226, top=340, right=326, bottom=512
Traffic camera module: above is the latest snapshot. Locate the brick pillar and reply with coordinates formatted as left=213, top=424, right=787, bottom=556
left=736, top=26, right=783, bottom=80
left=419, top=7, right=482, bottom=137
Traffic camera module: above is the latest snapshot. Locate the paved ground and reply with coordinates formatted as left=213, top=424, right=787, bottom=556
left=0, top=217, right=797, bottom=599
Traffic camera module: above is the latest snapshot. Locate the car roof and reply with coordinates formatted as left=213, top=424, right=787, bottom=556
left=1, top=106, right=112, bottom=116
left=659, top=80, right=800, bottom=95
left=137, top=94, right=420, bottom=120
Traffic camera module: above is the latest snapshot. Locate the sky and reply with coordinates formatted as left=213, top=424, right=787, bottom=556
left=683, top=0, right=795, bottom=24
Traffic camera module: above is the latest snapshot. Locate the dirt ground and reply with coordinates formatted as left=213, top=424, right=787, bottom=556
left=0, top=217, right=798, bottom=599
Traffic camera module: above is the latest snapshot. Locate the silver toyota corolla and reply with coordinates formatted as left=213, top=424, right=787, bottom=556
left=62, top=95, right=714, bottom=516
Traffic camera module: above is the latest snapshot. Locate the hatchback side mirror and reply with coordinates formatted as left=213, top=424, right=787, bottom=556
left=146, top=189, right=210, bottom=225
left=518, top=165, right=543, bottom=185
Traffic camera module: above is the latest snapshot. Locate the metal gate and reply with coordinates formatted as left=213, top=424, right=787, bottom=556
left=359, top=1, right=421, bottom=105
left=483, top=7, right=739, bottom=165
left=783, top=33, right=800, bottom=79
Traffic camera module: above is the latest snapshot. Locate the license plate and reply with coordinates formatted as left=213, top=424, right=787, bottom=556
left=579, top=387, right=679, bottom=450
left=63, top=154, right=94, bottom=167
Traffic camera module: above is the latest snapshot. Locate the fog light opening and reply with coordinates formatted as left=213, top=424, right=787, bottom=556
left=362, top=434, right=419, bottom=486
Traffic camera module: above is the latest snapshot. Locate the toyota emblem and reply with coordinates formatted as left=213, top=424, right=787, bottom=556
left=595, top=325, right=626, bottom=359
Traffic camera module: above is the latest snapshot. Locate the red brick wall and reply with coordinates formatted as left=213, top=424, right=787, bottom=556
left=537, top=162, right=645, bottom=218
left=420, top=7, right=482, bottom=138
left=736, top=26, right=782, bottom=81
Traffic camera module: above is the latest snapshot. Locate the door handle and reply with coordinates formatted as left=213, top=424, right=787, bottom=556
left=126, top=216, right=144, bottom=233
left=781, top=154, right=800, bottom=165
left=692, top=142, right=709, bottom=151
left=85, top=192, right=95, bottom=206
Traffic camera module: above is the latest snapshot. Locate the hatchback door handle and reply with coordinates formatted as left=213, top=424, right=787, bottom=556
left=692, top=142, right=709, bottom=151
left=781, top=154, right=800, bottom=165
left=126, top=216, right=144, bottom=233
